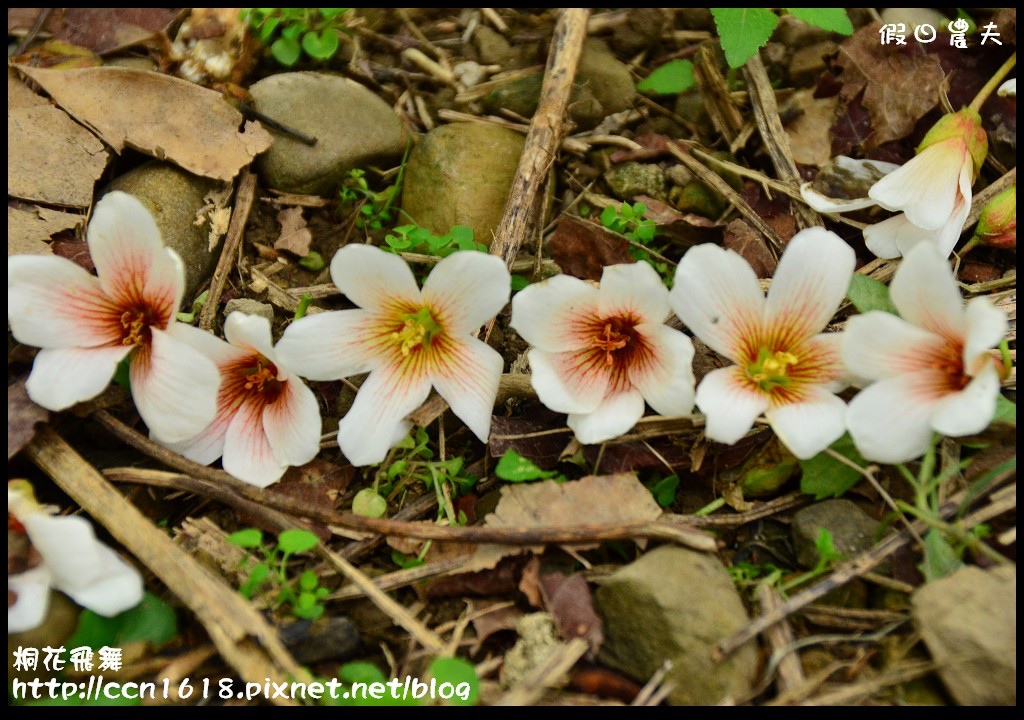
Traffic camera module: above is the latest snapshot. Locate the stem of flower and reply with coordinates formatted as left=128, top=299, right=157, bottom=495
left=968, top=51, right=1016, bottom=113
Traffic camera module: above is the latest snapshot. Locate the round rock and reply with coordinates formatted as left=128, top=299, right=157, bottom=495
left=401, top=123, right=525, bottom=246
left=106, top=161, right=221, bottom=299
left=250, top=72, right=407, bottom=196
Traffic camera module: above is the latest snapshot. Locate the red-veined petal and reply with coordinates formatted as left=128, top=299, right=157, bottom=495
left=8, top=255, right=123, bottom=349
left=567, top=388, right=646, bottom=444
left=889, top=243, right=967, bottom=341
left=26, top=344, right=132, bottom=411
left=670, top=243, right=764, bottom=363
left=429, top=336, right=503, bottom=443
left=330, top=243, right=421, bottom=312
left=224, top=311, right=277, bottom=360
left=695, top=366, right=770, bottom=445
left=422, top=251, right=511, bottom=335
left=841, top=311, right=947, bottom=381
left=963, top=297, right=1008, bottom=373
left=263, top=377, right=322, bottom=470
left=847, top=372, right=946, bottom=464
left=868, top=139, right=965, bottom=230
left=275, top=308, right=383, bottom=381
left=597, top=262, right=671, bottom=324
left=930, top=365, right=1001, bottom=437
left=510, top=274, right=602, bottom=353
left=627, top=324, right=695, bottom=417
left=764, top=387, right=846, bottom=460
left=222, top=394, right=282, bottom=487
left=527, top=347, right=611, bottom=415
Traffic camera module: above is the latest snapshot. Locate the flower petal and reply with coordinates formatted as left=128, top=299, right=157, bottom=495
left=275, top=309, right=379, bottom=381
left=864, top=194, right=970, bottom=260
left=568, top=388, right=646, bottom=444
left=169, top=318, right=249, bottom=367
left=88, top=191, right=184, bottom=317
left=430, top=336, right=503, bottom=443
left=628, top=325, right=695, bottom=417
left=597, top=262, right=671, bottom=324
left=509, top=274, right=601, bottom=352
left=764, top=388, right=846, bottom=459
left=798, top=184, right=879, bottom=213
left=763, top=227, right=855, bottom=345
left=59, top=543, right=144, bottom=617
left=930, top=365, right=1001, bottom=437
left=26, top=344, right=132, bottom=411
left=7, top=566, right=53, bottom=634
left=8, top=255, right=123, bottom=349
left=527, top=347, right=610, bottom=415
left=422, top=251, right=511, bottom=334
left=963, top=297, right=1008, bottom=373
left=842, top=311, right=947, bottom=381
left=889, top=243, right=967, bottom=340
left=330, top=244, right=421, bottom=311
left=222, top=395, right=282, bottom=487
left=868, top=139, right=965, bottom=230
left=695, top=366, right=770, bottom=445
left=337, top=362, right=433, bottom=466
left=224, top=311, right=276, bottom=360
left=671, top=243, right=764, bottom=362
left=846, top=373, right=944, bottom=464
left=263, top=378, right=322, bottom=470
left=131, top=324, right=221, bottom=444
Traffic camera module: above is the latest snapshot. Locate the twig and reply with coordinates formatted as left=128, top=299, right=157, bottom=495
left=493, top=638, right=590, bottom=706
left=12, top=8, right=52, bottom=55
left=25, top=426, right=309, bottom=706
left=198, top=171, right=258, bottom=331
left=743, top=54, right=822, bottom=230
left=756, top=584, right=805, bottom=695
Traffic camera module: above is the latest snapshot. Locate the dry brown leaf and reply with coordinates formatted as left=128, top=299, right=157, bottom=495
left=723, top=219, right=777, bottom=278
left=9, top=9, right=181, bottom=55
left=834, top=23, right=944, bottom=149
left=18, top=66, right=272, bottom=182
left=469, top=601, right=524, bottom=655
left=8, top=206, right=83, bottom=256
left=8, top=377, right=50, bottom=460
left=8, top=103, right=110, bottom=207
left=784, top=89, right=838, bottom=167
left=539, top=572, right=604, bottom=655
left=274, top=206, right=313, bottom=256
left=548, top=215, right=633, bottom=281
left=469, top=474, right=662, bottom=570
left=8, top=67, right=47, bottom=108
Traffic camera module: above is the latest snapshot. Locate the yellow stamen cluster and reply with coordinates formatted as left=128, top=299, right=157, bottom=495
left=749, top=348, right=799, bottom=392
left=592, top=322, right=630, bottom=366
left=120, top=310, right=146, bottom=346
left=244, top=361, right=275, bottom=393
left=391, top=308, right=441, bottom=356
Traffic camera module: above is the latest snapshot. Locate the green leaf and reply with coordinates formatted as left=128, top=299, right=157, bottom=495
left=846, top=273, right=899, bottom=315
left=227, top=528, right=264, bottom=548
left=920, top=529, right=963, bottom=581
left=240, top=562, right=271, bottom=598
left=67, top=592, right=177, bottom=651
left=278, top=528, right=319, bottom=554
left=302, top=28, right=340, bottom=60
left=711, top=8, right=780, bottom=68
left=649, top=474, right=680, bottom=508
left=271, top=36, right=301, bottom=66
left=428, top=656, right=479, bottom=706
left=495, top=449, right=557, bottom=482
left=814, top=528, right=842, bottom=564
left=339, top=661, right=386, bottom=685
left=784, top=8, right=853, bottom=35
left=449, top=225, right=474, bottom=247
left=993, top=395, right=1016, bottom=425
left=391, top=550, right=425, bottom=569
left=319, top=8, right=350, bottom=21
left=299, top=250, right=326, bottom=271
left=352, top=488, right=388, bottom=518
left=299, top=569, right=319, bottom=591
left=637, top=59, right=695, bottom=95
left=510, top=274, right=532, bottom=292
left=800, top=433, right=867, bottom=499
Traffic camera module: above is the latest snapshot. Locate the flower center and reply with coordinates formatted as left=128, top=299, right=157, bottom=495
left=241, top=358, right=282, bottom=402
left=392, top=307, right=442, bottom=356
left=748, top=347, right=799, bottom=392
left=932, top=343, right=969, bottom=391
left=120, top=309, right=150, bottom=346
left=591, top=319, right=634, bottom=366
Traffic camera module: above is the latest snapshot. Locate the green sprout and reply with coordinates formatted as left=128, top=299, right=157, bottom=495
left=383, top=224, right=487, bottom=257
left=226, top=527, right=328, bottom=620
left=242, top=8, right=354, bottom=67
left=599, top=202, right=672, bottom=284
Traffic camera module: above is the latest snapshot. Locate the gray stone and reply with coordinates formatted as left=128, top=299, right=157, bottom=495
left=912, top=565, right=1015, bottom=705
left=605, top=162, right=665, bottom=201
left=224, top=298, right=274, bottom=323
left=501, top=613, right=562, bottom=689
left=474, top=25, right=517, bottom=67
left=401, top=123, right=525, bottom=246
left=594, top=546, right=758, bottom=705
left=792, top=499, right=879, bottom=569
left=106, top=162, right=221, bottom=298
left=576, top=39, right=636, bottom=117
left=250, top=72, right=406, bottom=196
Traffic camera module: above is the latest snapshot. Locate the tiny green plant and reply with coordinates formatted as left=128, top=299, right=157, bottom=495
left=599, top=202, right=671, bottom=284
left=226, top=527, right=329, bottom=620
left=339, top=169, right=398, bottom=232
left=710, top=8, right=853, bottom=69
left=637, top=58, right=695, bottom=96
left=242, top=8, right=353, bottom=67
left=383, top=224, right=487, bottom=257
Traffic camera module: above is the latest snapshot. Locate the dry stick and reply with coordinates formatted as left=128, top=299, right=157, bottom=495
left=24, top=426, right=309, bottom=706
left=692, top=45, right=744, bottom=143
left=198, top=171, right=258, bottom=331
left=410, top=9, right=589, bottom=432
left=317, top=544, right=446, bottom=656
left=743, top=54, right=823, bottom=230
left=105, top=465, right=717, bottom=550
left=715, top=480, right=1015, bottom=660
left=666, top=142, right=786, bottom=255
left=756, top=584, right=806, bottom=695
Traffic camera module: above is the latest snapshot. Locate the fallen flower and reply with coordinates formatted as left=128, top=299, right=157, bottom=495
left=670, top=227, right=855, bottom=459
left=165, top=312, right=322, bottom=487
left=7, top=191, right=220, bottom=443
left=509, top=262, right=695, bottom=444
left=275, top=245, right=510, bottom=466
left=843, top=242, right=1008, bottom=464
left=8, top=481, right=143, bottom=634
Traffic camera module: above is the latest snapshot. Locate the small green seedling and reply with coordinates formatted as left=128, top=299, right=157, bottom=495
left=226, top=527, right=329, bottom=620
left=339, top=169, right=399, bottom=231
left=242, top=8, right=353, bottom=67
left=710, top=8, right=852, bottom=69
left=383, top=224, right=487, bottom=257
left=599, top=202, right=671, bottom=284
